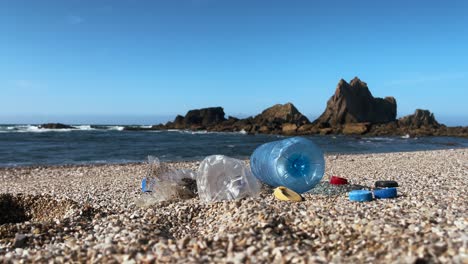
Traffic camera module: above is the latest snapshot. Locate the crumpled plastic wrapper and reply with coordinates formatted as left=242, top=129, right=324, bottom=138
left=197, top=155, right=261, bottom=203
left=136, top=156, right=197, bottom=207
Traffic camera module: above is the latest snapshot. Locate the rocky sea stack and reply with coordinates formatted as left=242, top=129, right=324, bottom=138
left=398, top=109, right=440, bottom=129
left=249, top=103, right=310, bottom=135
left=165, top=107, right=227, bottom=130
left=314, top=77, right=397, bottom=126
left=126, top=77, right=467, bottom=137
left=253, top=103, right=309, bottom=125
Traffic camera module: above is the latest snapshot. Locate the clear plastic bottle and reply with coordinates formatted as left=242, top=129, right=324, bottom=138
left=197, top=155, right=261, bottom=203
left=250, top=137, right=325, bottom=193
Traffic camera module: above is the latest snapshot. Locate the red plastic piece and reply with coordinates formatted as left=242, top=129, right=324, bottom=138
left=330, top=176, right=348, bottom=185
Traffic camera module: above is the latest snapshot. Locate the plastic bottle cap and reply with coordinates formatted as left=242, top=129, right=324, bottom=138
left=349, top=190, right=373, bottom=202
left=330, top=176, right=348, bottom=185
left=374, top=187, right=397, bottom=199
left=375, top=180, right=399, bottom=188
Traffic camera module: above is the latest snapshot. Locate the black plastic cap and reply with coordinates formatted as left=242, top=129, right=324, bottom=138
left=375, top=180, right=399, bottom=188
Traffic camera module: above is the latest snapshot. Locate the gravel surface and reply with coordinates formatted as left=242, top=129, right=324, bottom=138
left=0, top=149, right=467, bottom=263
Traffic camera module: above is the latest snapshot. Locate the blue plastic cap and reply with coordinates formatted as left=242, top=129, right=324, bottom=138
left=374, top=187, right=397, bottom=199
left=349, top=190, right=373, bottom=202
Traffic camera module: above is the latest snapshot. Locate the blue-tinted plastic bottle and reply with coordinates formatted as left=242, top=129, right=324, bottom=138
left=250, top=137, right=325, bottom=193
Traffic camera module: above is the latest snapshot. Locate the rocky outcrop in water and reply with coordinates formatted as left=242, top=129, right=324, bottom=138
left=39, top=123, right=75, bottom=129
left=398, top=109, right=440, bottom=129
left=253, top=103, right=309, bottom=126
left=149, top=103, right=310, bottom=134
left=365, top=109, right=468, bottom=137
left=391, top=110, right=444, bottom=137
left=313, top=77, right=397, bottom=127
left=122, top=77, right=466, bottom=137
left=165, top=107, right=226, bottom=130
left=243, top=103, right=310, bottom=134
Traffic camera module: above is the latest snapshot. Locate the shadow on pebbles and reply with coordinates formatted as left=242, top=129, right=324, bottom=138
left=0, top=193, right=99, bottom=249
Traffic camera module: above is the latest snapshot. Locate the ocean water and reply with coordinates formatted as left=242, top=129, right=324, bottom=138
left=0, top=124, right=467, bottom=167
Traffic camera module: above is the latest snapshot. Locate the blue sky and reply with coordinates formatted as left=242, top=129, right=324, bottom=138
left=1, top=0, right=467, bottom=125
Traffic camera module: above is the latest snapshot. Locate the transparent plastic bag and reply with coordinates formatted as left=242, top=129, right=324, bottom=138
left=137, top=156, right=197, bottom=207
left=197, top=155, right=261, bottom=203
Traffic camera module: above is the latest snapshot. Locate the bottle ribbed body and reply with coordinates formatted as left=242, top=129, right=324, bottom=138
left=250, top=137, right=325, bottom=193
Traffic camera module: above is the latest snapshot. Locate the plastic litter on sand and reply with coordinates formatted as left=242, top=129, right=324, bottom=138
left=307, top=182, right=366, bottom=196
left=329, top=176, right=349, bottom=185
left=375, top=180, right=399, bottom=188
left=135, top=156, right=198, bottom=207
left=273, top=186, right=303, bottom=202
left=141, top=178, right=156, bottom=193
left=374, top=187, right=398, bottom=199
left=197, top=155, right=261, bottom=203
left=349, top=190, right=373, bottom=202
left=250, top=137, right=325, bottom=193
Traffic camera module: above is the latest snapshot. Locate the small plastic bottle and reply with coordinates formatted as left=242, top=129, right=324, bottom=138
left=250, top=137, right=325, bottom=193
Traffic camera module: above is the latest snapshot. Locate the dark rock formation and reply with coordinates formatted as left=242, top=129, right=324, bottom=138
left=167, top=107, right=226, bottom=130
left=365, top=122, right=399, bottom=136
left=386, top=109, right=443, bottom=137
left=151, top=103, right=310, bottom=134
left=123, top=126, right=155, bottom=131
left=236, top=103, right=310, bottom=134
left=297, top=124, right=317, bottom=134
left=253, top=103, right=309, bottom=126
left=437, top=126, right=468, bottom=138
left=365, top=109, right=468, bottom=137
left=39, top=123, right=75, bottom=129
left=314, top=77, right=397, bottom=126
left=150, top=124, right=166, bottom=130
left=342, top=123, right=371, bottom=135
left=122, top=77, right=467, bottom=137
left=398, top=109, right=440, bottom=129
left=281, top=123, right=298, bottom=135
left=173, top=115, right=185, bottom=129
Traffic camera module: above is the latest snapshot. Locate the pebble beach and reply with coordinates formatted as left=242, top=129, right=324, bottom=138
left=0, top=149, right=467, bottom=263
